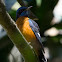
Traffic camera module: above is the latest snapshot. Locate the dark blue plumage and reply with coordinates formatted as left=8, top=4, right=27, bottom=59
left=16, top=6, right=33, bottom=20
left=16, top=7, right=27, bottom=20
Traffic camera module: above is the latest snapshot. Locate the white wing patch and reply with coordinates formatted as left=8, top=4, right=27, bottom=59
left=37, top=33, right=40, bottom=37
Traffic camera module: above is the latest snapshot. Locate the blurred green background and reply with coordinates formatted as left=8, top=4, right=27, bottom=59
left=0, top=0, right=62, bottom=62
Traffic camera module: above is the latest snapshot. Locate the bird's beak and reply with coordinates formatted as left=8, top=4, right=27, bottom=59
left=26, top=6, right=33, bottom=10
left=25, top=6, right=38, bottom=20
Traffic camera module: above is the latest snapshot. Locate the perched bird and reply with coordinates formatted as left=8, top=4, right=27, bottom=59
left=16, top=6, right=47, bottom=62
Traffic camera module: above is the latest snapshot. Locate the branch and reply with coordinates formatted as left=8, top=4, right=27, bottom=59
left=0, top=0, right=39, bottom=62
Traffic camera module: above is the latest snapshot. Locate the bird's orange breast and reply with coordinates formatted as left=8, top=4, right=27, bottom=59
left=16, top=16, right=36, bottom=42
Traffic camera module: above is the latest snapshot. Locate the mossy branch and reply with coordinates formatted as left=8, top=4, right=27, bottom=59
left=0, top=0, right=39, bottom=62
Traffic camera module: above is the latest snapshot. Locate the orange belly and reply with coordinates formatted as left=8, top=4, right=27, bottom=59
left=16, top=16, right=36, bottom=42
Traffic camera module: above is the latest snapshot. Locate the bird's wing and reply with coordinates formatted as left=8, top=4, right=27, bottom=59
left=29, top=19, right=47, bottom=62
left=29, top=19, right=44, bottom=53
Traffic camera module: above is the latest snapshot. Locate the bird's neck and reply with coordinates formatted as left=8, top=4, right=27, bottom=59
left=16, top=16, right=29, bottom=24
left=16, top=16, right=29, bottom=31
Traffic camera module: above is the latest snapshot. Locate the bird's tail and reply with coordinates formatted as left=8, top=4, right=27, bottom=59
left=37, top=49, right=47, bottom=62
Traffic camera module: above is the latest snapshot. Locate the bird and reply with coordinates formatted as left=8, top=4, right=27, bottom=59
left=16, top=6, right=47, bottom=62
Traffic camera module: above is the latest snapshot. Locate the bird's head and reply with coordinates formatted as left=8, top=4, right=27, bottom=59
left=16, top=6, right=32, bottom=20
